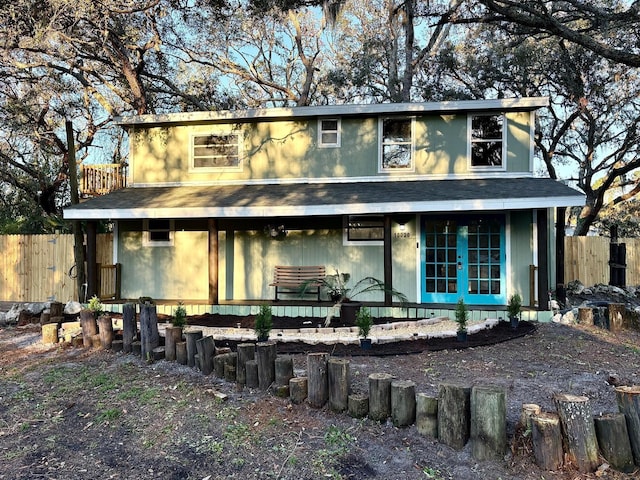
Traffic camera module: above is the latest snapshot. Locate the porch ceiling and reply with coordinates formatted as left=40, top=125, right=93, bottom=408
left=63, top=178, right=584, bottom=220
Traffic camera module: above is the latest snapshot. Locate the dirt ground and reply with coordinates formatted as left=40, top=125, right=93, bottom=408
left=1, top=315, right=639, bottom=479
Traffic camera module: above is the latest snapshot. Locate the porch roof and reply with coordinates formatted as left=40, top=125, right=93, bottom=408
left=63, top=177, right=584, bottom=220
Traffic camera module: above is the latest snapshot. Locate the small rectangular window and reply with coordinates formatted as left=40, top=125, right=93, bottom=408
left=191, top=132, right=242, bottom=171
left=469, top=114, right=504, bottom=168
left=379, top=117, right=414, bottom=171
left=318, top=118, right=340, bottom=148
left=347, top=215, right=384, bottom=242
left=143, top=219, right=174, bottom=247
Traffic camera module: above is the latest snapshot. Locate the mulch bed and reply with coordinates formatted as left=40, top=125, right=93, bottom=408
left=188, top=314, right=537, bottom=356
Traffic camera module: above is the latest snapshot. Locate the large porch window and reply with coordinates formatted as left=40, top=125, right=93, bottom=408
left=190, top=132, right=243, bottom=171
left=344, top=215, right=384, bottom=245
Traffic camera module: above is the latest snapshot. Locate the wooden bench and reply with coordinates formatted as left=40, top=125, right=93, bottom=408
left=270, top=265, right=326, bottom=301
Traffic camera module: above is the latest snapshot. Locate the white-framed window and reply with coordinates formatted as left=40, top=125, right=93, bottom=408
left=143, top=219, right=174, bottom=247
left=318, top=118, right=341, bottom=148
left=468, top=114, right=506, bottom=169
left=190, top=132, right=243, bottom=171
left=379, top=117, right=414, bottom=172
left=343, top=215, right=384, bottom=246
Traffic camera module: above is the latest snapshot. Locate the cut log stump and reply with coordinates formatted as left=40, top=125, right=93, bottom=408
left=531, top=412, right=564, bottom=471
left=257, top=342, right=277, bottom=390
left=97, top=315, right=114, bottom=349
left=185, top=330, right=203, bottom=368
left=196, top=335, right=215, bottom=375
left=245, top=360, right=259, bottom=389
left=307, top=353, right=329, bottom=408
left=42, top=323, right=58, bottom=344
left=391, top=380, right=416, bottom=428
left=438, top=383, right=471, bottom=450
left=139, top=305, right=159, bottom=361
left=176, top=341, right=187, bottom=365
left=554, top=393, right=599, bottom=473
left=368, top=373, right=393, bottom=422
left=594, top=413, right=635, bottom=473
left=122, top=303, right=137, bottom=353
left=236, top=343, right=256, bottom=386
left=608, top=303, right=625, bottom=332
left=416, top=394, right=438, bottom=438
left=471, top=385, right=506, bottom=461
left=348, top=394, right=369, bottom=419
left=615, top=385, right=640, bottom=465
left=164, top=326, right=182, bottom=361
left=328, top=358, right=350, bottom=413
left=518, top=403, right=541, bottom=430
left=578, top=307, right=594, bottom=327
left=111, top=340, right=123, bottom=352
left=289, top=377, right=308, bottom=404
left=80, top=309, right=97, bottom=349
left=275, top=356, right=295, bottom=387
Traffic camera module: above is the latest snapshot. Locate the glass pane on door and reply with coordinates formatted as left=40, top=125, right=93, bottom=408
left=467, top=219, right=502, bottom=295
left=424, top=220, right=457, bottom=294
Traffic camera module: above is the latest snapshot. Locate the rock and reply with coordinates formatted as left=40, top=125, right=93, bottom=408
left=567, top=280, right=585, bottom=294
left=64, top=301, right=83, bottom=315
left=23, top=302, right=47, bottom=316
left=0, top=312, right=6, bottom=326
left=552, top=313, right=562, bottom=323
left=582, top=288, right=593, bottom=295
left=608, top=285, right=626, bottom=296
left=560, top=310, right=576, bottom=325
left=4, top=305, right=22, bottom=325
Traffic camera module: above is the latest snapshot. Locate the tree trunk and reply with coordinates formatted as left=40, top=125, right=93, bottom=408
left=256, top=341, right=277, bottom=390
left=139, top=305, right=159, bottom=361
left=554, top=393, right=599, bottom=473
left=245, top=360, right=259, bottom=389
left=531, top=412, right=564, bottom=471
left=391, top=380, right=416, bottom=428
left=471, top=386, right=507, bottom=461
left=275, top=356, right=295, bottom=387
left=348, top=394, right=369, bottom=419
left=438, top=383, right=471, bottom=450
left=164, top=326, right=182, bottom=361
left=185, top=330, right=203, bottom=368
left=236, top=343, right=255, bottom=386
left=615, top=385, right=640, bottom=465
left=416, top=394, right=438, bottom=438
left=289, top=377, right=308, bottom=404
left=307, top=353, right=329, bottom=408
left=122, top=303, right=136, bottom=353
left=594, top=413, right=635, bottom=473
left=80, top=309, right=97, bottom=348
left=97, top=315, right=113, bottom=349
left=196, top=335, right=215, bottom=375
left=176, top=341, right=187, bottom=365
left=368, top=373, right=393, bottom=422
left=328, top=358, right=350, bottom=413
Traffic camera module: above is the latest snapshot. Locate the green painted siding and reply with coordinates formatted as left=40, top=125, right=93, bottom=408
left=130, top=112, right=534, bottom=184
left=508, top=211, right=534, bottom=306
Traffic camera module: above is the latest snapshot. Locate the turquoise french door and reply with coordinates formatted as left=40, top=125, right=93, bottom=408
left=421, top=215, right=506, bottom=305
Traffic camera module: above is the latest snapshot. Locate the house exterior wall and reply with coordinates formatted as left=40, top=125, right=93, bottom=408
left=129, top=111, right=534, bottom=186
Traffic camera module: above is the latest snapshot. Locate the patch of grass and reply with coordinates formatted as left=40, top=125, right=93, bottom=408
left=224, top=422, right=251, bottom=446
left=324, top=424, right=354, bottom=454
left=423, top=466, right=444, bottom=479
left=97, top=407, right=121, bottom=423
left=117, top=385, right=159, bottom=403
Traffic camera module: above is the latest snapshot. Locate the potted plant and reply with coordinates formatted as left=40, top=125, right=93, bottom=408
left=454, top=298, right=469, bottom=342
left=301, top=269, right=408, bottom=327
left=507, top=293, right=522, bottom=329
left=355, top=306, right=374, bottom=349
left=172, top=302, right=187, bottom=329
left=254, top=304, right=273, bottom=342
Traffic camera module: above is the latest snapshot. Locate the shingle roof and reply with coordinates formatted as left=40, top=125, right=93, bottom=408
left=64, top=178, right=584, bottom=220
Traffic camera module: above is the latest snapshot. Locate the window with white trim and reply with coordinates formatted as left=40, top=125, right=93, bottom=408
left=344, top=215, right=384, bottom=245
left=379, top=117, right=414, bottom=171
left=191, top=132, right=242, bottom=171
left=469, top=114, right=505, bottom=168
left=318, top=118, right=341, bottom=148
left=143, top=219, right=174, bottom=247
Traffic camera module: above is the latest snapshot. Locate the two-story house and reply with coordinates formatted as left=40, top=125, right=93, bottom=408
left=64, top=98, right=584, bottom=313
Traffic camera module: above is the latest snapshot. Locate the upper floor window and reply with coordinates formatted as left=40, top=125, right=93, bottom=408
left=318, top=118, right=341, bottom=148
left=379, top=117, right=414, bottom=172
left=469, top=114, right=505, bottom=169
left=143, top=219, right=174, bottom=247
left=191, top=132, right=242, bottom=171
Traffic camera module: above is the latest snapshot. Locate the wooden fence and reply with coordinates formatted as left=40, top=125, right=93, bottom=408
left=0, top=234, right=113, bottom=303
left=564, top=237, right=640, bottom=286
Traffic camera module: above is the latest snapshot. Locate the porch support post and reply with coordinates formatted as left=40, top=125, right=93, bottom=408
left=536, top=209, right=549, bottom=310
left=384, top=215, right=392, bottom=306
left=208, top=218, right=219, bottom=305
left=86, top=221, right=98, bottom=299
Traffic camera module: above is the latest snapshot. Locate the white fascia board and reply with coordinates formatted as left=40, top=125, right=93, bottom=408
left=115, top=97, right=550, bottom=126
left=63, top=194, right=584, bottom=220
